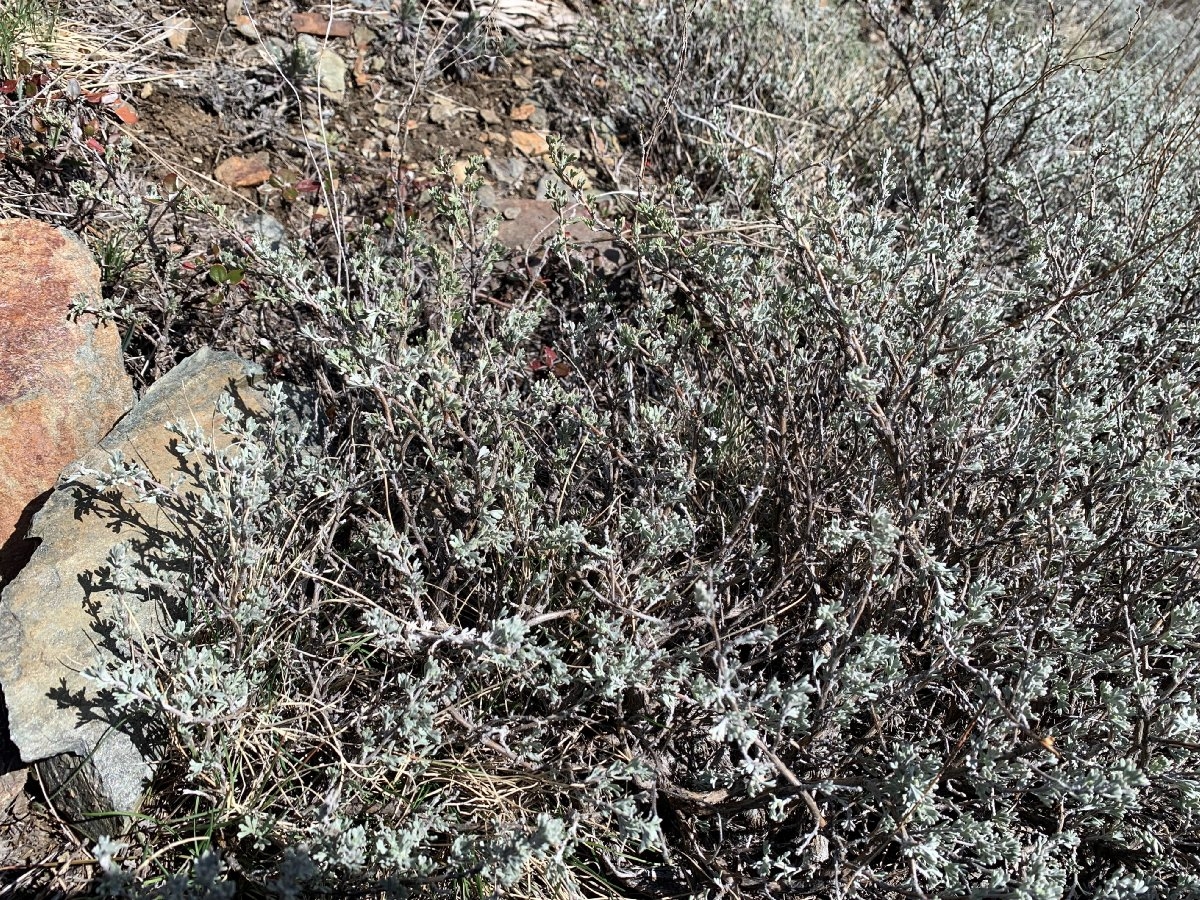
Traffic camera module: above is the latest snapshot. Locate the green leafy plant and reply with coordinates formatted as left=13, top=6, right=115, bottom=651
left=0, top=0, right=55, bottom=78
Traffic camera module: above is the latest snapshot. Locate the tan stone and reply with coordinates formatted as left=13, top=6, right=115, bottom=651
left=509, top=103, right=536, bottom=122
left=162, top=15, right=193, bottom=51
left=0, top=219, right=134, bottom=587
left=510, top=130, right=550, bottom=157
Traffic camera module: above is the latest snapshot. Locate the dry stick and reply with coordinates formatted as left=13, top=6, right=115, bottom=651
left=0, top=855, right=99, bottom=873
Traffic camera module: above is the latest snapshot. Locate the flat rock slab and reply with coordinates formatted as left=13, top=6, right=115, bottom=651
left=493, top=199, right=622, bottom=272
left=0, top=348, right=307, bottom=838
left=0, top=219, right=134, bottom=587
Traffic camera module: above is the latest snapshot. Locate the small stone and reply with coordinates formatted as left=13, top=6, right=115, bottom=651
left=487, top=156, right=527, bottom=186
left=513, top=74, right=533, bottom=90
left=492, top=199, right=616, bottom=265
left=450, top=160, right=469, bottom=185
left=261, top=35, right=290, bottom=60
left=353, top=25, right=375, bottom=47
left=510, top=130, right=549, bottom=157
left=235, top=17, right=261, bottom=40
left=315, top=49, right=347, bottom=100
left=428, top=100, right=457, bottom=125
left=494, top=199, right=558, bottom=250
left=0, top=768, right=27, bottom=821
left=214, top=153, right=272, bottom=188
left=510, top=103, right=536, bottom=122
left=243, top=212, right=287, bottom=252
left=477, top=184, right=498, bottom=209
left=479, top=108, right=502, bottom=126
left=291, top=11, right=353, bottom=37
left=225, top=1, right=261, bottom=41
left=162, top=15, right=193, bottom=50
left=297, top=35, right=348, bottom=101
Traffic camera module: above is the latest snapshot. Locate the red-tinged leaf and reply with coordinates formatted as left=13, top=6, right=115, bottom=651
left=85, top=137, right=105, bottom=154
left=110, top=100, right=138, bottom=125
left=82, top=91, right=104, bottom=104
left=0, top=80, right=17, bottom=95
left=530, top=346, right=558, bottom=372
left=295, top=178, right=320, bottom=193
left=180, top=260, right=197, bottom=271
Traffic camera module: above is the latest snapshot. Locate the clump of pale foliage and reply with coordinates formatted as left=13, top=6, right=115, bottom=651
left=83, top=1, right=1200, bottom=897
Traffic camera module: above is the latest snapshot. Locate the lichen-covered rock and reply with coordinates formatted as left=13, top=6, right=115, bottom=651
left=0, top=219, right=135, bottom=587
left=0, top=348, right=307, bottom=838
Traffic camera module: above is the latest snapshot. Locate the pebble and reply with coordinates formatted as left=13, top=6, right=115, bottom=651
left=487, top=156, right=527, bottom=186
left=162, top=15, right=193, bottom=51
left=225, top=0, right=260, bottom=41
left=292, top=12, right=354, bottom=37
left=298, top=34, right=348, bottom=101
left=511, top=130, right=550, bottom=157
left=429, top=100, right=457, bottom=125
left=477, top=184, right=498, bottom=209
left=214, top=154, right=272, bottom=188
left=243, top=212, right=287, bottom=252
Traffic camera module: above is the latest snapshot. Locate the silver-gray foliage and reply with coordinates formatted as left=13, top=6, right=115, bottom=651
left=90, top=1, right=1200, bottom=897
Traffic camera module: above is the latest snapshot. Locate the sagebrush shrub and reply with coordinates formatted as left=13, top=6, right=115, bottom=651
left=85, top=1, right=1200, bottom=897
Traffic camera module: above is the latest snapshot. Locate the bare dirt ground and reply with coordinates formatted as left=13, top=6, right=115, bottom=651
left=103, top=0, right=625, bottom=267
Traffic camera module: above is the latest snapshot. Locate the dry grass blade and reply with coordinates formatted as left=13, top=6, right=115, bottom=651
left=18, top=14, right=202, bottom=94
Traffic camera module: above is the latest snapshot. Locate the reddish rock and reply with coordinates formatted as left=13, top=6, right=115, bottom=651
left=214, top=153, right=272, bottom=188
left=0, top=220, right=134, bottom=586
left=291, top=11, right=353, bottom=37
